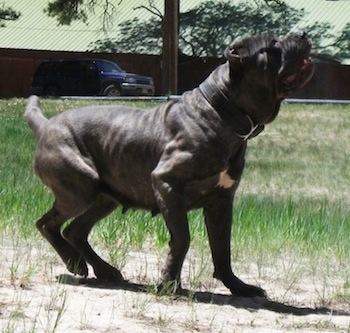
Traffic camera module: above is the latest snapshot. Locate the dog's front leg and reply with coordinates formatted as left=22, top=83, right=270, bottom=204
left=151, top=162, right=190, bottom=293
left=204, top=196, right=266, bottom=297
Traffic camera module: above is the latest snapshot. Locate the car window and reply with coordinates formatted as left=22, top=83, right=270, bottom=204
left=81, top=61, right=98, bottom=76
left=97, top=61, right=123, bottom=73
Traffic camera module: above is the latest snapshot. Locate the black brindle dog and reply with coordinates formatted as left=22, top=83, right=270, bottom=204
left=25, top=32, right=314, bottom=297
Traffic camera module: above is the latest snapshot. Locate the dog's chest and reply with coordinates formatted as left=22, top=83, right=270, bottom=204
left=184, top=169, right=236, bottom=204
left=217, top=170, right=235, bottom=189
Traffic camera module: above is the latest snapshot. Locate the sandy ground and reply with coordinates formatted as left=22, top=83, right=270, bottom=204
left=1, top=241, right=349, bottom=333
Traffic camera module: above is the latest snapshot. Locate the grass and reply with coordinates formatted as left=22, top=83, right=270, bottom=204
left=0, top=99, right=350, bottom=282
left=0, top=98, right=349, bottom=258
left=1, top=97, right=350, bottom=328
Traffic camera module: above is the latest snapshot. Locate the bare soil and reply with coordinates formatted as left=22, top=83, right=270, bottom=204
left=1, top=242, right=349, bottom=333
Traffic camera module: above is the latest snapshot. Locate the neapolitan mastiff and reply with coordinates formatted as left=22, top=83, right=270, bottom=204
left=25, top=32, right=314, bottom=297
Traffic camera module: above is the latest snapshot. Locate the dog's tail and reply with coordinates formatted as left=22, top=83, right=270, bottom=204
left=24, top=95, right=48, bottom=140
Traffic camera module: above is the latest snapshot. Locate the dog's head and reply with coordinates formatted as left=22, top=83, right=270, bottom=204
left=223, top=32, right=314, bottom=123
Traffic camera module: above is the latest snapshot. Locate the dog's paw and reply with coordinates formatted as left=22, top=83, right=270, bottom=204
left=230, top=284, right=267, bottom=298
left=93, top=265, right=125, bottom=283
left=66, top=258, right=88, bottom=277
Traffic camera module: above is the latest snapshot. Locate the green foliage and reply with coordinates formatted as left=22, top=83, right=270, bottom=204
left=303, top=21, right=335, bottom=54
left=92, top=0, right=307, bottom=55
left=93, top=17, right=162, bottom=54
left=178, top=0, right=304, bottom=57
left=333, top=22, right=350, bottom=58
left=90, top=0, right=342, bottom=58
left=0, top=99, right=349, bottom=265
left=44, top=0, right=118, bottom=27
left=45, top=0, right=87, bottom=25
left=43, top=0, right=348, bottom=59
left=0, top=3, right=20, bottom=27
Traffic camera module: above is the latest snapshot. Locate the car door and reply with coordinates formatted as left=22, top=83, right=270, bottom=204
left=80, top=61, right=100, bottom=95
left=59, top=61, right=82, bottom=95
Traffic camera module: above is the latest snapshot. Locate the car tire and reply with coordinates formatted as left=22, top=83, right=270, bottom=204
left=43, top=85, right=60, bottom=97
left=102, top=84, right=122, bottom=96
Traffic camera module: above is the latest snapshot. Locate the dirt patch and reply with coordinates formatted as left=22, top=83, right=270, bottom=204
left=0, top=243, right=349, bottom=332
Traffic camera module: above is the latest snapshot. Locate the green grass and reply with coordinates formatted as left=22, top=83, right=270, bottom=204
left=0, top=98, right=349, bottom=268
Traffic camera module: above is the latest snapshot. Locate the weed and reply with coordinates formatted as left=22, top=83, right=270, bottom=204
left=42, top=287, right=67, bottom=333
left=123, top=294, right=152, bottom=320
left=152, top=306, right=174, bottom=328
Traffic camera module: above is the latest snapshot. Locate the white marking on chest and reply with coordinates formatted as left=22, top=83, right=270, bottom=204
left=217, top=170, right=235, bottom=189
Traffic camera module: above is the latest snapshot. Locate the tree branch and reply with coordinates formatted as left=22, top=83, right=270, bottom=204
left=134, top=0, right=163, bottom=19
left=0, top=4, right=21, bottom=27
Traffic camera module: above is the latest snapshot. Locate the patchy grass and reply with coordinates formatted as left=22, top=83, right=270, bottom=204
left=0, top=98, right=350, bottom=332
left=0, top=98, right=349, bottom=258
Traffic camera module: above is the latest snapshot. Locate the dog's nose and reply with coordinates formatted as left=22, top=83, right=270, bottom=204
left=297, top=31, right=307, bottom=39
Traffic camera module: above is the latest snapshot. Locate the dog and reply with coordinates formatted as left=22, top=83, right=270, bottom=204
left=25, top=32, right=314, bottom=298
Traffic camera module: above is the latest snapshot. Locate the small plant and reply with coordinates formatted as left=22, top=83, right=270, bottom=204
left=42, top=287, right=67, bottom=333
left=152, top=306, right=174, bottom=328
left=123, top=294, right=152, bottom=320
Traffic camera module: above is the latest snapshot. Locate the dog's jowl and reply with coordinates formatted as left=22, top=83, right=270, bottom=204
left=25, top=32, right=314, bottom=297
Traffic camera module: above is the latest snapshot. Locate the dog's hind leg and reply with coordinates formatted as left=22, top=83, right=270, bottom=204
left=34, top=155, right=105, bottom=277
left=61, top=195, right=124, bottom=283
left=36, top=206, right=88, bottom=277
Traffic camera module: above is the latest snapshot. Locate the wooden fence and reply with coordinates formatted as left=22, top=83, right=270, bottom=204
left=0, top=48, right=349, bottom=99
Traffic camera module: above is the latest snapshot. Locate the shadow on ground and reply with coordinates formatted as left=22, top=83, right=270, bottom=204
left=57, top=274, right=350, bottom=317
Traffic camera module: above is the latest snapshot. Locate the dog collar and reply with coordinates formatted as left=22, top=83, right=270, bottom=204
left=199, top=78, right=264, bottom=141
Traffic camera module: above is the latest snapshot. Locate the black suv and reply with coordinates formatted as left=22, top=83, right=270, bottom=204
left=30, top=59, right=155, bottom=97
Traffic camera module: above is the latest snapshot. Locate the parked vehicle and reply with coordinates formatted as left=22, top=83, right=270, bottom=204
left=30, top=59, right=155, bottom=97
